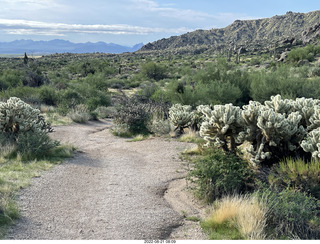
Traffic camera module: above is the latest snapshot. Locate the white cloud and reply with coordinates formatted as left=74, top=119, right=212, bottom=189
left=128, top=0, right=213, bottom=22
left=0, top=18, right=192, bottom=36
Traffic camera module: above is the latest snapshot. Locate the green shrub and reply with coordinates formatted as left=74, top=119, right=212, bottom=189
left=254, top=187, right=320, bottom=239
left=67, top=104, right=90, bottom=123
left=268, top=158, right=320, bottom=199
left=0, top=69, right=22, bottom=91
left=110, top=123, right=132, bottom=137
left=85, top=92, right=111, bottom=111
left=94, top=106, right=117, bottom=119
left=188, top=147, right=255, bottom=203
left=287, top=44, right=320, bottom=63
left=249, top=66, right=303, bottom=103
left=147, top=119, right=171, bottom=136
left=39, top=86, right=59, bottom=106
left=141, top=61, right=167, bottom=81
left=0, top=86, right=40, bottom=104
left=16, top=131, right=60, bottom=160
left=113, top=95, right=151, bottom=135
left=60, top=89, right=83, bottom=109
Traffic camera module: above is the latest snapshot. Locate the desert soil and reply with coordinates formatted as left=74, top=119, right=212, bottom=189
left=5, top=119, right=207, bottom=240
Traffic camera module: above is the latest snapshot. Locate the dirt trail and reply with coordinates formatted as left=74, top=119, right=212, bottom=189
left=6, top=119, right=206, bottom=240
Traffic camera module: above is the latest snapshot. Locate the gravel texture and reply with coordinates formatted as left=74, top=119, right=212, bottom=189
left=6, top=119, right=206, bottom=240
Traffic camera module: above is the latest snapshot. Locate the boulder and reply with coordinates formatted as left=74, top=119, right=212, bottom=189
left=278, top=51, right=288, bottom=62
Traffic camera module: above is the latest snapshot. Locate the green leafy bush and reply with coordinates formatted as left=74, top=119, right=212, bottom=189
left=141, top=61, right=167, bottom=81
left=68, top=104, right=90, bottom=123
left=94, top=106, right=117, bottom=119
left=268, top=158, right=320, bottom=199
left=287, top=44, right=320, bottom=63
left=113, top=95, right=151, bottom=135
left=188, top=147, right=255, bottom=203
left=39, top=85, right=59, bottom=106
left=16, top=131, right=60, bottom=160
left=254, top=187, right=320, bottom=239
left=146, top=119, right=171, bottom=136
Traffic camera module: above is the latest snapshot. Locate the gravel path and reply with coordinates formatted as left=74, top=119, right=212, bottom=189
left=6, top=119, right=206, bottom=240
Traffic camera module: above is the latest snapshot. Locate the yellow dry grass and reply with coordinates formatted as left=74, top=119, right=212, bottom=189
left=208, top=195, right=267, bottom=240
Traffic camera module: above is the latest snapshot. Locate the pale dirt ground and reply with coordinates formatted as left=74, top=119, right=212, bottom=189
left=5, top=119, right=207, bottom=240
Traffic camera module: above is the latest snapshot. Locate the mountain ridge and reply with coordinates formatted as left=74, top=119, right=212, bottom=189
left=0, top=39, right=144, bottom=54
left=140, top=9, right=320, bottom=54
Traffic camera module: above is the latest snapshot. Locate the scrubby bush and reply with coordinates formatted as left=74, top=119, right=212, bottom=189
left=113, top=95, right=151, bottom=135
left=268, top=158, right=320, bottom=199
left=141, top=61, right=167, bottom=81
left=39, top=86, right=59, bottom=106
left=94, top=106, right=117, bottom=119
left=188, top=147, right=255, bottom=202
left=68, top=104, right=90, bottom=123
left=287, top=44, right=320, bottom=63
left=146, top=119, right=171, bottom=136
left=254, top=187, right=320, bottom=239
left=16, top=131, right=60, bottom=160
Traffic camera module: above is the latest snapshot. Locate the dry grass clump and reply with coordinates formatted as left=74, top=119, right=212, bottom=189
left=178, top=130, right=204, bottom=144
left=202, top=195, right=267, bottom=240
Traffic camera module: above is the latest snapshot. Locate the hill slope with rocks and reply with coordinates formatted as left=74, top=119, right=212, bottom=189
left=140, top=10, right=320, bottom=54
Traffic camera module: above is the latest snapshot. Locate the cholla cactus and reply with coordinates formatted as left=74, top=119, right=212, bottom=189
left=301, top=128, right=320, bottom=160
left=169, top=103, right=194, bottom=136
left=291, top=97, right=320, bottom=129
left=241, top=97, right=306, bottom=165
left=264, top=95, right=293, bottom=115
left=308, top=106, right=320, bottom=131
left=198, top=104, right=245, bottom=152
left=241, top=101, right=266, bottom=142
left=0, top=97, right=52, bottom=139
left=246, top=108, right=305, bottom=165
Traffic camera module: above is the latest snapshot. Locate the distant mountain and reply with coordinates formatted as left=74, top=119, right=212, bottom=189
left=0, top=39, right=144, bottom=54
left=140, top=10, right=320, bottom=54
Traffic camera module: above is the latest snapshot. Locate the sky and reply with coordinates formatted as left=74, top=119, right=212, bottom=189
left=0, top=0, right=319, bottom=46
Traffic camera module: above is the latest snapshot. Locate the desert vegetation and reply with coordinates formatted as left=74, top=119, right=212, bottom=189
left=1, top=43, right=320, bottom=239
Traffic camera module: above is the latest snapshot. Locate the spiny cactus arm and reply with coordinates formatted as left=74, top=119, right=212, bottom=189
left=0, top=97, right=51, bottom=137
left=247, top=141, right=272, bottom=166
left=301, top=128, right=320, bottom=160
left=291, top=97, right=320, bottom=128
left=199, top=104, right=245, bottom=151
left=169, top=103, right=194, bottom=134
left=197, top=105, right=212, bottom=118
left=264, top=94, right=293, bottom=115
left=308, top=106, right=320, bottom=131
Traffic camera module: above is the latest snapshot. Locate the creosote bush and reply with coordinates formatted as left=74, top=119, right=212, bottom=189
left=113, top=94, right=170, bottom=136
left=268, top=158, right=320, bottom=199
left=68, top=104, right=90, bottom=123
left=253, top=187, right=320, bottom=239
left=187, top=147, right=255, bottom=203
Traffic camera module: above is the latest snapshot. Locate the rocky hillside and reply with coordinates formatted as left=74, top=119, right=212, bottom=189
left=140, top=10, right=320, bottom=54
